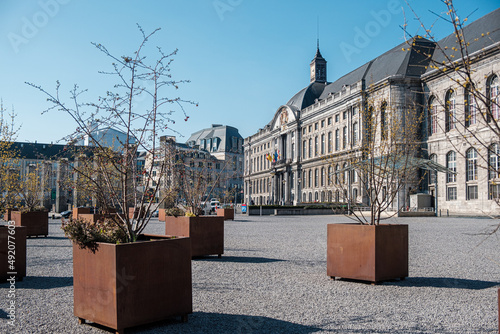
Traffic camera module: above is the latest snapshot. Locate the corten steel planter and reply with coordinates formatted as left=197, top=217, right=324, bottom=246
left=216, top=208, right=235, bottom=221
left=327, top=223, right=408, bottom=283
left=77, top=213, right=109, bottom=224
left=72, top=207, right=91, bottom=220
left=165, top=216, right=224, bottom=258
left=129, top=207, right=148, bottom=219
left=11, top=211, right=48, bottom=237
left=0, top=225, right=26, bottom=281
left=4, top=208, right=14, bottom=221
left=73, top=235, right=192, bottom=334
left=158, top=209, right=166, bottom=222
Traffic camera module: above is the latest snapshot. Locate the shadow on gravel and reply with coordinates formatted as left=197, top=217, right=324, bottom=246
left=0, top=276, right=73, bottom=289
left=194, top=255, right=285, bottom=264
left=387, top=277, right=500, bottom=290
left=125, top=312, right=322, bottom=334
left=0, top=309, right=7, bottom=319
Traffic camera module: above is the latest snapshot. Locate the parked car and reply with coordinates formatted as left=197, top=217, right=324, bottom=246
left=60, top=210, right=72, bottom=218
left=210, top=201, right=220, bottom=213
left=49, top=211, right=62, bottom=219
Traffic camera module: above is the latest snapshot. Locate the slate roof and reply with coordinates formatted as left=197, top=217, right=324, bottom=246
left=319, top=37, right=435, bottom=100
left=425, top=7, right=500, bottom=73
left=185, top=125, right=243, bottom=152
left=286, top=81, right=328, bottom=110
left=9, top=142, right=88, bottom=161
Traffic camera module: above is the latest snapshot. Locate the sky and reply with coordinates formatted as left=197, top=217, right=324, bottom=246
left=0, top=0, right=499, bottom=144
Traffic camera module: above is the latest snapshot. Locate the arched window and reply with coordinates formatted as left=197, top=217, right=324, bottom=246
left=308, top=192, right=312, bottom=202
left=303, top=193, right=306, bottom=203
left=328, top=191, right=332, bottom=202
left=466, top=148, right=477, bottom=181
left=489, top=143, right=500, bottom=199
left=321, top=191, right=325, bottom=202
left=308, top=170, right=312, bottom=188
left=303, top=171, right=307, bottom=188
left=445, top=90, right=456, bottom=132
left=489, top=143, right=500, bottom=180
left=380, top=101, right=387, bottom=140
left=446, top=152, right=456, bottom=183
left=308, top=138, right=312, bottom=158
left=314, top=169, right=319, bottom=187
left=315, top=192, right=319, bottom=202
left=352, top=188, right=358, bottom=202
left=303, top=140, right=307, bottom=159
left=465, top=86, right=477, bottom=127
left=335, top=190, right=339, bottom=202
left=428, top=96, right=437, bottom=135
left=321, top=167, right=325, bottom=186
left=488, top=75, right=499, bottom=120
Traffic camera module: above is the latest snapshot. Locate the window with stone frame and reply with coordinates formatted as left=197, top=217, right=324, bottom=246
left=321, top=134, right=325, bottom=155
left=446, top=151, right=456, bottom=183
left=488, top=143, right=500, bottom=200
left=352, top=122, right=358, bottom=146
left=328, top=131, right=332, bottom=153
left=428, top=96, right=438, bottom=135
left=447, top=186, right=457, bottom=201
left=445, top=90, right=456, bottom=132
left=465, top=86, right=477, bottom=127
left=489, top=143, right=500, bottom=180
left=467, top=185, right=478, bottom=200
left=466, top=148, right=477, bottom=181
left=335, top=129, right=339, bottom=151
left=380, top=102, right=387, bottom=140
left=314, top=136, right=318, bottom=156
left=489, top=75, right=499, bottom=120
left=342, top=126, right=347, bottom=149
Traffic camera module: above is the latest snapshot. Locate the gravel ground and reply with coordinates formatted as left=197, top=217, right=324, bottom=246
left=0, top=214, right=499, bottom=334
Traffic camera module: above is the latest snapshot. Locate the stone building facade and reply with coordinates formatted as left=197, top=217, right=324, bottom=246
left=244, top=8, right=500, bottom=215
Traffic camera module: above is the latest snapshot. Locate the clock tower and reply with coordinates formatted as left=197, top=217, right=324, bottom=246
left=310, top=41, right=327, bottom=83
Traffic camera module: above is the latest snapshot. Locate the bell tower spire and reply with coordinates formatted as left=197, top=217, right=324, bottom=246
left=310, top=18, right=327, bottom=83
left=310, top=42, right=327, bottom=83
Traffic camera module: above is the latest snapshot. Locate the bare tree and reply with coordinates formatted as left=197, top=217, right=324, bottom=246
left=28, top=25, right=196, bottom=245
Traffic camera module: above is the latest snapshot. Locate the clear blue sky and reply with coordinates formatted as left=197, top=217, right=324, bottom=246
left=1, top=0, right=498, bottom=144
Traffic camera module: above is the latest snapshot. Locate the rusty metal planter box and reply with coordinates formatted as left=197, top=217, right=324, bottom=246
left=0, top=225, right=26, bottom=281
left=158, top=209, right=166, bottom=222
left=11, top=211, right=48, bottom=237
left=72, top=207, right=91, bottom=220
left=327, top=224, right=408, bottom=283
left=165, top=216, right=224, bottom=257
left=216, top=208, right=234, bottom=220
left=73, top=235, right=192, bottom=334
